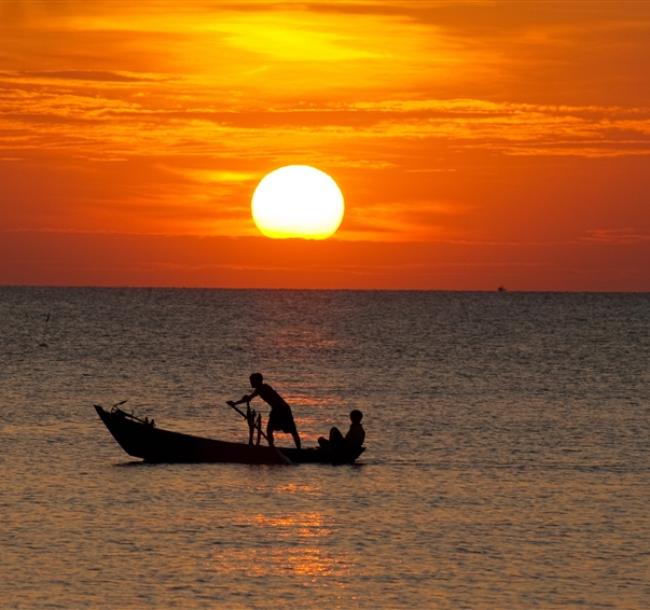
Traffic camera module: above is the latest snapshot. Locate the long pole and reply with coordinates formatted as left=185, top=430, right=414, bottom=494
left=225, top=401, right=293, bottom=465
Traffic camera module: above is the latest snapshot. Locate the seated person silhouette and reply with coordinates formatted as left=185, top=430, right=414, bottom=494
left=318, top=409, right=365, bottom=452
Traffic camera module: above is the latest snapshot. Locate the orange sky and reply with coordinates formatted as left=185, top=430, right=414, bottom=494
left=1, top=0, right=649, bottom=290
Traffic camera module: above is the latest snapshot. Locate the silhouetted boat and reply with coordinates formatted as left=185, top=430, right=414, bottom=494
left=94, top=405, right=364, bottom=465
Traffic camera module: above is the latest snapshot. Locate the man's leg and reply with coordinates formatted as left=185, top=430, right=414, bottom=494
left=329, top=427, right=344, bottom=447
left=291, top=427, right=301, bottom=450
left=266, top=421, right=275, bottom=446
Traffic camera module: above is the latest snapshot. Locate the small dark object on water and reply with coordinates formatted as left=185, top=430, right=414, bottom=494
left=38, top=312, right=51, bottom=347
left=94, top=405, right=364, bottom=465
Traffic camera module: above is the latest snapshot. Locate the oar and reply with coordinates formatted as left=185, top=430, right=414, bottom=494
left=225, top=401, right=293, bottom=465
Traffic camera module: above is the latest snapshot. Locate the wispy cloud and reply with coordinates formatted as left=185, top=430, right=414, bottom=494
left=11, top=70, right=165, bottom=83
left=581, top=229, right=650, bottom=245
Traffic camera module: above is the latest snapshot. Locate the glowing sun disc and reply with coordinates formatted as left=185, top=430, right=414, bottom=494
left=252, top=165, right=344, bottom=239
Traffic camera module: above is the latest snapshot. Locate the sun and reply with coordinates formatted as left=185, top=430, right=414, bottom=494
left=251, top=165, right=345, bottom=239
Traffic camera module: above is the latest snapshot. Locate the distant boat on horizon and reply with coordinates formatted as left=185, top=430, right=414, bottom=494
left=497, top=286, right=507, bottom=292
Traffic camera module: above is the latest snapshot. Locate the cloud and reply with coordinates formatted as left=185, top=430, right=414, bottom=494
left=14, top=70, right=164, bottom=83
left=159, top=166, right=258, bottom=185
left=581, top=229, right=650, bottom=245
left=3, top=81, right=650, bottom=160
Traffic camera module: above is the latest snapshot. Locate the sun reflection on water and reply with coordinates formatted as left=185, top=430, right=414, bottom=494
left=217, top=510, right=349, bottom=580
left=254, top=511, right=326, bottom=536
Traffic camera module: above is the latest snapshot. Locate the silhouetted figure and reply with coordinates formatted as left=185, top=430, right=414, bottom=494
left=39, top=312, right=50, bottom=347
left=318, top=409, right=365, bottom=453
left=229, top=373, right=301, bottom=449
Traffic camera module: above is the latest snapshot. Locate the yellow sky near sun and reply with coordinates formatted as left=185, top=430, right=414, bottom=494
left=0, top=0, right=649, bottom=289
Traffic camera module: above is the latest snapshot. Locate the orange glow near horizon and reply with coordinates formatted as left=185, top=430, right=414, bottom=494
left=0, top=1, right=649, bottom=290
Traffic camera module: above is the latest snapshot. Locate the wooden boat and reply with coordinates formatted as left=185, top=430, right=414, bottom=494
left=94, top=405, right=365, bottom=465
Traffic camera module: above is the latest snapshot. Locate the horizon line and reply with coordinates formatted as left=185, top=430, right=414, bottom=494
left=1, top=283, right=648, bottom=294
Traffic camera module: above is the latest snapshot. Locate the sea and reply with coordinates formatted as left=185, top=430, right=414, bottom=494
left=0, top=287, right=648, bottom=609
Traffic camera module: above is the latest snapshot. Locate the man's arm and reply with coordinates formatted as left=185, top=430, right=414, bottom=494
left=229, top=389, right=259, bottom=406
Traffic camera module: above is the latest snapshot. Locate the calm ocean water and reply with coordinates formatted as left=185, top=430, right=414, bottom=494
left=1, top=288, right=648, bottom=609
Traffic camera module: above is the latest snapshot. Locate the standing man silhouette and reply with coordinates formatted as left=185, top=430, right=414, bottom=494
left=229, top=373, right=301, bottom=449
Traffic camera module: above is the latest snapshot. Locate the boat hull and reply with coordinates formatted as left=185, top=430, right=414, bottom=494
left=94, top=405, right=364, bottom=465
